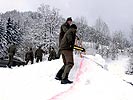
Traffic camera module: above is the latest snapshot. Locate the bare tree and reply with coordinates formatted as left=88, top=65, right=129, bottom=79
left=94, top=17, right=110, bottom=36
left=74, top=17, right=89, bottom=41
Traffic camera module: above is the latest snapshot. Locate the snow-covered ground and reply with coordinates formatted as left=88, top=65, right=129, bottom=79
left=0, top=54, right=133, bottom=100
left=107, top=55, right=133, bottom=86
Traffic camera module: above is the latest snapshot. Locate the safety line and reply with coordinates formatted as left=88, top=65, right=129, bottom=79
left=48, top=58, right=85, bottom=100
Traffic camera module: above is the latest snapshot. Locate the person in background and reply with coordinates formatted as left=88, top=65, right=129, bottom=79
left=7, top=43, right=16, bottom=68
left=48, top=47, right=56, bottom=61
left=25, top=48, right=34, bottom=65
left=35, top=46, right=45, bottom=63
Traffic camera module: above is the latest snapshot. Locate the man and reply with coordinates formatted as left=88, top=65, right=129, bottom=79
left=55, top=17, right=72, bottom=80
left=59, top=17, right=72, bottom=46
left=25, top=48, right=34, bottom=65
left=56, top=24, right=77, bottom=84
left=35, top=46, right=45, bottom=63
left=7, top=43, right=16, bottom=68
left=57, top=17, right=73, bottom=59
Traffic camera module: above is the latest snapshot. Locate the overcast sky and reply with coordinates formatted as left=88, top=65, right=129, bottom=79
left=0, top=0, right=133, bottom=33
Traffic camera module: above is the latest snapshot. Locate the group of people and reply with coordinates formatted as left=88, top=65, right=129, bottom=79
left=25, top=46, right=45, bottom=65
left=7, top=44, right=57, bottom=68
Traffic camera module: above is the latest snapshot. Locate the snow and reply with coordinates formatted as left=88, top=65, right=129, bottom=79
left=107, top=55, right=133, bottom=86
left=0, top=54, right=133, bottom=100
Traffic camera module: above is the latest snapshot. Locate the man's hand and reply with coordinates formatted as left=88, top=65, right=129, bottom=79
left=81, top=48, right=86, bottom=52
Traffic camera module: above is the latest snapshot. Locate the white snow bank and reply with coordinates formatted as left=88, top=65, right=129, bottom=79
left=55, top=55, right=133, bottom=100
left=0, top=55, right=132, bottom=100
left=107, top=55, right=133, bottom=83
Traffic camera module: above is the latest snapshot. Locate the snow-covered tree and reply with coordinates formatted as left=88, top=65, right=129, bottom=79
left=112, top=31, right=125, bottom=50
left=6, top=18, right=22, bottom=45
left=94, top=17, right=110, bottom=36
left=94, top=18, right=110, bottom=46
left=74, top=17, right=89, bottom=41
left=129, top=25, right=133, bottom=46
left=37, top=4, right=63, bottom=49
left=0, top=19, right=7, bottom=58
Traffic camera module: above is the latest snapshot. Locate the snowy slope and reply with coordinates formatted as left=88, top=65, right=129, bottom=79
left=107, top=55, right=133, bottom=84
left=0, top=55, right=133, bottom=100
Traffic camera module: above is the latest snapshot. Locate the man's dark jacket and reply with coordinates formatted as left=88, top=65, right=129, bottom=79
left=60, top=28, right=76, bottom=51
left=59, top=22, right=70, bottom=47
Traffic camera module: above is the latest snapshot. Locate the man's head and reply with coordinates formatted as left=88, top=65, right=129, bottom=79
left=11, top=42, right=16, bottom=45
left=70, top=24, right=77, bottom=33
left=66, top=17, right=72, bottom=25
left=70, top=24, right=77, bottom=29
left=38, top=46, right=42, bottom=49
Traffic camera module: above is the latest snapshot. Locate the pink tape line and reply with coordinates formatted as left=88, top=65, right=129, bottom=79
left=48, top=58, right=85, bottom=100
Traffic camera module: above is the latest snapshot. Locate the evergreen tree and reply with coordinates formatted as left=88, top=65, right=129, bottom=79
left=6, top=17, right=22, bottom=45
left=0, top=19, right=7, bottom=58
left=13, top=21, right=23, bottom=44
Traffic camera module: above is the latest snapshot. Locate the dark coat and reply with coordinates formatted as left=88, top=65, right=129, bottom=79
left=59, top=22, right=70, bottom=47
left=48, top=49, right=56, bottom=61
left=25, top=50, right=34, bottom=60
left=60, top=28, right=76, bottom=51
left=8, top=44, right=16, bottom=55
left=35, top=48, right=45, bottom=58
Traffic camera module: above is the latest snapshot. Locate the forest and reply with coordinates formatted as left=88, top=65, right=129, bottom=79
left=0, top=4, right=132, bottom=61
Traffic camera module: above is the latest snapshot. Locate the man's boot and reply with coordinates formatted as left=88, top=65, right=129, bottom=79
left=61, top=73, right=73, bottom=84
left=55, top=65, right=65, bottom=80
left=61, top=79, right=73, bottom=84
left=61, top=65, right=73, bottom=84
